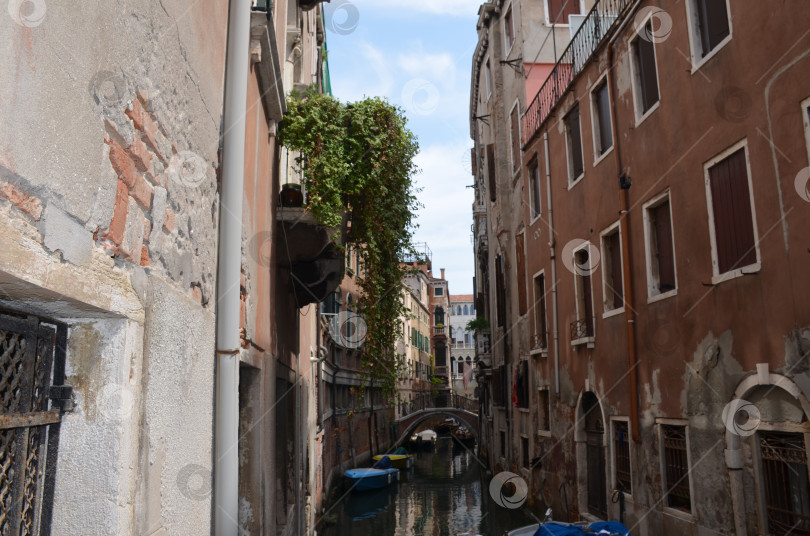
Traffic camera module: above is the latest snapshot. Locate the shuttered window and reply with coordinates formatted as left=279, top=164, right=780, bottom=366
left=565, top=105, right=584, bottom=181
left=694, top=0, right=730, bottom=58
left=511, top=105, right=521, bottom=172
left=602, top=228, right=623, bottom=311
left=529, top=159, right=542, bottom=218
left=649, top=198, right=676, bottom=293
left=593, top=80, right=613, bottom=155
left=516, top=233, right=527, bottom=316
left=632, top=26, right=659, bottom=115
left=487, top=144, right=497, bottom=202
left=546, top=0, right=580, bottom=24
left=708, top=147, right=757, bottom=274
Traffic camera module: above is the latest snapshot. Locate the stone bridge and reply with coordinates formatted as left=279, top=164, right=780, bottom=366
left=392, top=402, right=479, bottom=447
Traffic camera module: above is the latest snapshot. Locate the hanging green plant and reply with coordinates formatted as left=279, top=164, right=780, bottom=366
left=279, top=86, right=421, bottom=399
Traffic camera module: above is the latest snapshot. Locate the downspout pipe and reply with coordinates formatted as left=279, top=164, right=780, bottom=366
left=215, top=0, right=251, bottom=533
left=543, top=132, right=560, bottom=397
left=607, top=42, right=641, bottom=444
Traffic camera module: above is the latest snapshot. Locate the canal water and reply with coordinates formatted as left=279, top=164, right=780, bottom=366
left=320, top=436, right=539, bottom=536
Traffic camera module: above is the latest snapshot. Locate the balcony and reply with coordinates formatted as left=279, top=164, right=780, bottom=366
left=530, top=332, right=548, bottom=356
left=570, top=319, right=595, bottom=347
left=433, top=325, right=446, bottom=336
left=523, top=0, right=633, bottom=145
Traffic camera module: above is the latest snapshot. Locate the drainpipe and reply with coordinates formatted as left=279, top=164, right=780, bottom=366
left=214, top=0, right=250, bottom=533
left=607, top=43, right=641, bottom=444
left=543, top=132, right=560, bottom=397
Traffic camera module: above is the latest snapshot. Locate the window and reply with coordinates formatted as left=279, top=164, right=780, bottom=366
left=804, top=97, right=810, bottom=165
left=705, top=143, right=759, bottom=278
left=492, top=366, right=506, bottom=407
left=600, top=223, right=624, bottom=313
left=591, top=77, right=613, bottom=158
left=485, top=59, right=493, bottom=99
left=613, top=420, right=632, bottom=494
left=463, top=305, right=469, bottom=315
left=758, top=431, right=810, bottom=534
left=510, top=102, right=521, bottom=173
left=661, top=424, right=692, bottom=512
left=545, top=0, right=580, bottom=25
left=686, top=0, right=731, bottom=64
left=529, top=158, right=542, bottom=219
left=644, top=193, right=677, bottom=298
left=495, top=254, right=507, bottom=328
left=537, top=388, right=551, bottom=433
left=487, top=144, right=497, bottom=202
left=631, top=23, right=660, bottom=120
left=564, top=104, right=584, bottom=184
left=434, top=286, right=444, bottom=296
left=504, top=5, right=515, bottom=51
left=500, top=430, right=507, bottom=458
left=522, top=436, right=530, bottom=468
left=571, top=244, right=595, bottom=341
left=516, top=233, right=528, bottom=316
left=515, top=360, right=529, bottom=409
left=532, top=272, right=548, bottom=350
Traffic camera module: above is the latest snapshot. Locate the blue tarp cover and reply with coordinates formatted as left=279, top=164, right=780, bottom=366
left=535, top=521, right=631, bottom=536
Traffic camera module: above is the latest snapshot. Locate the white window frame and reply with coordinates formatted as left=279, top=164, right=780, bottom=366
left=543, top=0, right=585, bottom=26
left=529, top=156, right=542, bottom=223
left=564, top=102, right=585, bottom=188
left=590, top=73, right=615, bottom=167
left=600, top=221, right=625, bottom=318
left=643, top=189, right=679, bottom=303
left=537, top=386, right=552, bottom=437
left=629, top=14, right=661, bottom=127
left=684, top=0, right=733, bottom=73
left=503, top=2, right=516, bottom=55
left=571, top=241, right=596, bottom=346
left=703, top=139, right=761, bottom=284
left=802, top=95, right=810, bottom=165
left=657, top=419, right=695, bottom=520
left=530, top=269, right=548, bottom=356
left=609, top=416, right=633, bottom=499
left=509, top=99, right=522, bottom=177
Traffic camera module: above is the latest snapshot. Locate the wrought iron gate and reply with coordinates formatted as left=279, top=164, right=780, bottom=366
left=0, top=309, right=69, bottom=536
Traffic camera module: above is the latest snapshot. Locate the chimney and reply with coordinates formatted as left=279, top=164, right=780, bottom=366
left=440, top=268, right=445, bottom=280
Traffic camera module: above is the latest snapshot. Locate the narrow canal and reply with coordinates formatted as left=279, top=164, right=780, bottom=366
left=320, top=437, right=539, bottom=536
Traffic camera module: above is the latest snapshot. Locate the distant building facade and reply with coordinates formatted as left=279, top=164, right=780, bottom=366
left=450, top=294, right=478, bottom=397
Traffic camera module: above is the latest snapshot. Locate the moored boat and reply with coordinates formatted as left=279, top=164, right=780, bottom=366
left=408, top=429, right=437, bottom=449
left=372, top=454, right=413, bottom=470
left=436, top=417, right=460, bottom=436
left=452, top=425, right=475, bottom=446
left=344, top=467, right=400, bottom=492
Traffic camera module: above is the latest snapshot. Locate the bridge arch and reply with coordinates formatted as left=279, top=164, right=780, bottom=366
left=393, top=408, right=479, bottom=447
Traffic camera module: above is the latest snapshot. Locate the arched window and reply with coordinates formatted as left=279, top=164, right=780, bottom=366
left=471, top=304, right=476, bottom=314
left=463, top=305, right=469, bottom=315
left=434, top=307, right=445, bottom=325
left=465, top=332, right=472, bottom=346
left=457, top=305, right=462, bottom=315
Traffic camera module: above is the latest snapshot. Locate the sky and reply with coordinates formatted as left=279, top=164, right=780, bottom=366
left=323, top=0, right=482, bottom=295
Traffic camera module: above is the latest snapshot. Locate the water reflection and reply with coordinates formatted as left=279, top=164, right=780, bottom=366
left=321, top=438, right=538, bottom=536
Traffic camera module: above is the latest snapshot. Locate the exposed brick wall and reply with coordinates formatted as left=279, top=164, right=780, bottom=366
left=0, top=179, right=43, bottom=220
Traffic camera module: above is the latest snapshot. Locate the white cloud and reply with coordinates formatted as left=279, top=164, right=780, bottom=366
left=350, top=0, right=482, bottom=17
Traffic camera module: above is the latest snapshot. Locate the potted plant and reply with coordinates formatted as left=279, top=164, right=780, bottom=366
left=280, top=183, right=304, bottom=207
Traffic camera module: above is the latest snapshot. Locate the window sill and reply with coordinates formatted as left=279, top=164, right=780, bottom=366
left=537, top=429, right=552, bottom=438
left=662, top=506, right=694, bottom=522
left=529, top=347, right=548, bottom=357
left=711, top=262, right=761, bottom=285
left=690, top=35, right=732, bottom=74
left=567, top=173, right=585, bottom=190
left=530, top=213, right=542, bottom=227
left=571, top=336, right=595, bottom=347
left=647, top=288, right=677, bottom=304
left=602, top=306, right=624, bottom=319
left=634, top=100, right=660, bottom=128
left=592, top=145, right=614, bottom=168
left=519, top=408, right=531, bottom=414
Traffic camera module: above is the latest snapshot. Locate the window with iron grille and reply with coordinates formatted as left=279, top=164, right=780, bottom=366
left=687, top=0, right=730, bottom=61
left=631, top=23, right=660, bottom=118
left=613, top=420, right=632, bottom=494
left=591, top=78, right=613, bottom=157
left=0, top=309, right=69, bottom=536
left=564, top=104, right=584, bottom=183
left=661, top=424, right=691, bottom=512
left=759, top=431, right=810, bottom=535
left=706, top=145, right=758, bottom=276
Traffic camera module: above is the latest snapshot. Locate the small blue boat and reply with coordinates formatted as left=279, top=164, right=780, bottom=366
left=344, top=467, right=399, bottom=492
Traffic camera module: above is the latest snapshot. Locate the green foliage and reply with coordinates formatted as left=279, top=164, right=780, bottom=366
left=279, top=87, right=421, bottom=399
left=465, top=316, right=490, bottom=332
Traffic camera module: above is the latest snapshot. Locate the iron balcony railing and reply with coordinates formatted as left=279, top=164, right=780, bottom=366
left=570, top=318, right=594, bottom=341
left=523, top=0, right=634, bottom=145
left=530, top=332, right=548, bottom=351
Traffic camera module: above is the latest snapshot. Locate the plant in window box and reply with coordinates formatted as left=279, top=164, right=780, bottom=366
left=280, top=86, right=421, bottom=401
